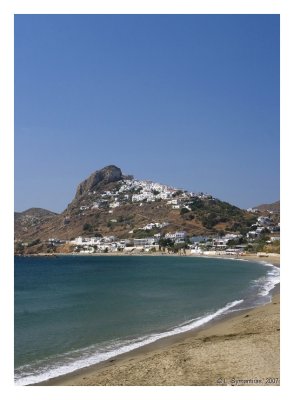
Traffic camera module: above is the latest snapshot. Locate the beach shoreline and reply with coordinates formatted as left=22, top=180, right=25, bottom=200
left=19, top=251, right=280, bottom=262
left=33, top=254, right=280, bottom=386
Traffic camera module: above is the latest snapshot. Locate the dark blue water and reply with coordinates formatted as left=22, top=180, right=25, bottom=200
left=14, top=255, right=279, bottom=385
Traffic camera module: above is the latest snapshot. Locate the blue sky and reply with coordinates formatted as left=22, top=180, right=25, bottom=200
left=14, top=14, right=280, bottom=213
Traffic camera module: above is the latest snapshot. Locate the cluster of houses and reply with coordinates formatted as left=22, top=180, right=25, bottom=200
left=45, top=224, right=278, bottom=256
left=189, top=234, right=245, bottom=255
left=78, top=178, right=212, bottom=213
left=246, top=216, right=280, bottom=239
left=40, top=203, right=280, bottom=254
left=140, top=221, right=170, bottom=231
left=66, top=230, right=189, bottom=253
left=43, top=209, right=280, bottom=256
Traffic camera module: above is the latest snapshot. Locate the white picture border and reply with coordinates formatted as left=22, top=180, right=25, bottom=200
left=0, top=1, right=291, bottom=399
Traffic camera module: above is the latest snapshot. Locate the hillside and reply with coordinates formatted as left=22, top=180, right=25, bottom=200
left=14, top=208, right=58, bottom=240
left=14, top=165, right=259, bottom=243
left=254, top=201, right=280, bottom=213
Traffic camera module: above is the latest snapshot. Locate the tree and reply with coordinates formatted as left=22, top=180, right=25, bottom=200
left=158, top=238, right=174, bottom=252
left=83, top=223, right=93, bottom=232
left=180, top=207, right=189, bottom=215
left=15, top=242, right=24, bottom=254
left=190, top=198, right=204, bottom=210
left=158, top=238, right=173, bottom=248
left=172, top=190, right=183, bottom=197
left=201, top=213, right=218, bottom=229
left=94, top=232, right=102, bottom=237
left=174, top=242, right=187, bottom=251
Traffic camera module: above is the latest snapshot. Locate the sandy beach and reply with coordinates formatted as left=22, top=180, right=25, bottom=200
left=38, top=254, right=280, bottom=387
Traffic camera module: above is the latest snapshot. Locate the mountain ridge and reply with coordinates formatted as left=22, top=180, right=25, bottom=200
left=253, top=201, right=280, bottom=213
left=14, top=165, right=277, bottom=243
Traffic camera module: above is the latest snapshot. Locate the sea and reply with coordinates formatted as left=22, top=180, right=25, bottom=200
left=14, top=255, right=280, bottom=385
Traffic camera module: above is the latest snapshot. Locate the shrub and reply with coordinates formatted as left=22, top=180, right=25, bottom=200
left=83, top=223, right=93, bottom=232
left=27, top=238, right=41, bottom=247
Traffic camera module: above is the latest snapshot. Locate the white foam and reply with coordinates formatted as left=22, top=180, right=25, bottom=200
left=252, top=265, right=280, bottom=297
left=15, top=299, right=243, bottom=386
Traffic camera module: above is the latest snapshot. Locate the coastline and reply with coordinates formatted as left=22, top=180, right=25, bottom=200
left=35, top=254, right=280, bottom=386
left=18, top=251, right=280, bottom=262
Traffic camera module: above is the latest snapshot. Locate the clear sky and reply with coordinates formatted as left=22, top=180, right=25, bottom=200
left=14, top=14, right=280, bottom=213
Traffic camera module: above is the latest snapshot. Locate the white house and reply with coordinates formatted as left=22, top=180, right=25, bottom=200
left=109, top=201, right=120, bottom=208
left=256, top=227, right=265, bottom=234
left=175, top=231, right=187, bottom=239
left=257, top=216, right=272, bottom=226
left=165, top=231, right=187, bottom=241
left=247, top=231, right=258, bottom=239
left=134, top=237, right=157, bottom=247
left=72, top=236, right=85, bottom=245
left=270, top=236, right=280, bottom=242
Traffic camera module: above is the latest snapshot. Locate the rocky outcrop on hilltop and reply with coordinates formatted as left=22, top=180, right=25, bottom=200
left=75, top=165, right=123, bottom=199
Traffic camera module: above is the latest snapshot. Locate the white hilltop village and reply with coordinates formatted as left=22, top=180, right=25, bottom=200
left=39, top=176, right=280, bottom=257
left=80, top=178, right=206, bottom=211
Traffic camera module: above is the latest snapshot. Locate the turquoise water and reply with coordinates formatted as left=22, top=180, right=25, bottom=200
left=14, top=255, right=279, bottom=385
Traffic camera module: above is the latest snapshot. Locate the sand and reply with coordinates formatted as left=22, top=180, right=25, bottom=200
left=41, top=292, right=279, bottom=386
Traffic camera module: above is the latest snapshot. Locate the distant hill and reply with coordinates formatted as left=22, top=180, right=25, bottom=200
left=14, top=208, right=58, bottom=240
left=254, top=201, right=280, bottom=213
left=15, top=207, right=58, bottom=219
left=14, top=165, right=259, bottom=243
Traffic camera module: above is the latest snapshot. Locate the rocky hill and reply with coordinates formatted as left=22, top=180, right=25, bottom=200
left=14, top=165, right=259, bottom=243
left=14, top=208, right=58, bottom=239
left=254, top=200, right=280, bottom=213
